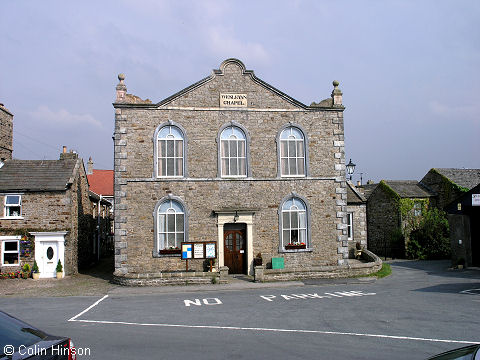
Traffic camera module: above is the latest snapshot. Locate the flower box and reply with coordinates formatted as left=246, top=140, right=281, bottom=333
left=285, top=244, right=306, bottom=250
left=159, top=249, right=181, bottom=255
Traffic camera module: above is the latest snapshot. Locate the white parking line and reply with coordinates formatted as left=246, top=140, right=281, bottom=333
left=460, top=288, right=480, bottom=295
left=68, top=295, right=109, bottom=322
left=68, top=295, right=479, bottom=345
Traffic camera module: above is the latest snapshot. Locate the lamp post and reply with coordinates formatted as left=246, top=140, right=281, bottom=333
left=346, top=158, right=356, bottom=181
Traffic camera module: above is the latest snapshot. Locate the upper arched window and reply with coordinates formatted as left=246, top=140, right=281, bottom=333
left=280, top=196, right=310, bottom=250
left=156, top=125, right=185, bottom=178
left=279, top=126, right=306, bottom=177
left=219, top=126, right=247, bottom=177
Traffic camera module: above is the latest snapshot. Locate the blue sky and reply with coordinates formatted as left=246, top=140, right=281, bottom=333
left=1, top=0, right=479, bottom=182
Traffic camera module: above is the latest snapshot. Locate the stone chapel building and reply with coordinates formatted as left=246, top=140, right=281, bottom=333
left=113, top=59, right=357, bottom=283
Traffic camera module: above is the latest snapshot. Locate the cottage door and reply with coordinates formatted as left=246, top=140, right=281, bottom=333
left=223, top=230, right=246, bottom=274
left=42, top=242, right=59, bottom=278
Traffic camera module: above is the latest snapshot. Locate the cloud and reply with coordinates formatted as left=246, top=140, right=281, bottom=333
left=429, top=100, right=480, bottom=123
left=206, top=26, right=270, bottom=64
left=29, top=105, right=103, bottom=128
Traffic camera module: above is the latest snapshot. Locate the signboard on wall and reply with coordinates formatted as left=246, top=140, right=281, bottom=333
left=473, top=194, right=480, bottom=206
left=181, top=242, right=217, bottom=260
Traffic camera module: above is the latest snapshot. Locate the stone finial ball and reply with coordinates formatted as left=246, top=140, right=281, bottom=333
left=333, top=80, right=339, bottom=87
left=118, top=73, right=125, bottom=81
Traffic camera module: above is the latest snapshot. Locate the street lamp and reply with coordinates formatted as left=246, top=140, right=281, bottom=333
left=346, top=159, right=356, bottom=181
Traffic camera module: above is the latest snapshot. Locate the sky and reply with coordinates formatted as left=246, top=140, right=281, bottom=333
left=1, top=0, right=479, bottom=182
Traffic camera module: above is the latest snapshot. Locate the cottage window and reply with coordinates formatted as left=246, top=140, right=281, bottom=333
left=4, top=195, right=21, bottom=218
left=414, top=202, right=422, bottom=217
left=2, top=240, right=19, bottom=266
left=347, top=212, right=353, bottom=240
left=281, top=197, right=309, bottom=250
left=220, top=126, right=247, bottom=177
left=279, top=127, right=306, bottom=177
left=157, top=199, right=185, bottom=251
left=156, top=125, right=184, bottom=177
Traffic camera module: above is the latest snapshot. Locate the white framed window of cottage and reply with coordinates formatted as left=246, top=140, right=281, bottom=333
left=347, top=212, right=353, bottom=240
left=157, top=199, right=185, bottom=251
left=281, top=197, right=309, bottom=250
left=2, top=239, right=19, bottom=266
left=4, top=195, right=22, bottom=218
left=279, top=127, right=306, bottom=177
left=220, top=126, right=247, bottom=177
left=157, top=125, right=184, bottom=178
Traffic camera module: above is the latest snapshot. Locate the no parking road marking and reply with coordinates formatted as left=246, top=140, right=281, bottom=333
left=260, top=290, right=376, bottom=302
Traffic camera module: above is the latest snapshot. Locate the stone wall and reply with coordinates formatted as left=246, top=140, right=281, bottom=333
left=0, top=105, right=13, bottom=161
left=420, top=170, right=465, bottom=210
left=347, top=203, right=367, bottom=246
left=366, top=186, right=400, bottom=256
left=113, top=59, right=348, bottom=279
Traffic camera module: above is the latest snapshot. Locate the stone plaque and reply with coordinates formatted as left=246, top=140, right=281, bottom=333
left=220, top=93, right=247, bottom=107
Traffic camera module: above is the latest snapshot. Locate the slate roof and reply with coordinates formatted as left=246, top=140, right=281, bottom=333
left=0, top=159, right=79, bottom=192
left=434, top=168, right=480, bottom=190
left=383, top=180, right=435, bottom=199
left=87, top=169, right=114, bottom=197
left=358, top=183, right=378, bottom=199
left=346, top=181, right=366, bottom=204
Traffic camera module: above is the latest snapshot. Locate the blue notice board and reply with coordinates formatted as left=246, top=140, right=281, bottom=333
left=182, top=244, right=192, bottom=259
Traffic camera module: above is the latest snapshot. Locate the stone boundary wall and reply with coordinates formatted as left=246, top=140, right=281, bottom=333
left=259, top=248, right=381, bottom=281
left=112, top=270, right=221, bottom=286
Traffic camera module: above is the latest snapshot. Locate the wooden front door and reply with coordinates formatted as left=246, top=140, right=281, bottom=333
left=224, top=229, right=246, bottom=274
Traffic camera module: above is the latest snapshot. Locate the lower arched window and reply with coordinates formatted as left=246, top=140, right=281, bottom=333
left=280, top=196, right=309, bottom=250
left=157, top=199, right=185, bottom=250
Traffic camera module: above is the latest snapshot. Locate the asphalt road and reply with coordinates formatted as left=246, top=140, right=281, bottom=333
left=1, top=260, right=479, bottom=360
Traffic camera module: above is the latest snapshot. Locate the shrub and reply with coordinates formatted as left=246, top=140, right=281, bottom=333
left=32, top=260, right=39, bottom=273
left=56, top=259, right=63, bottom=273
left=22, top=263, right=31, bottom=272
left=406, top=208, right=450, bottom=259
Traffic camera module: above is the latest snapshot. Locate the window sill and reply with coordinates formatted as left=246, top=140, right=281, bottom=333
left=1, top=263, right=20, bottom=267
left=152, top=251, right=181, bottom=258
left=0, top=216, right=24, bottom=220
left=280, top=248, right=313, bottom=253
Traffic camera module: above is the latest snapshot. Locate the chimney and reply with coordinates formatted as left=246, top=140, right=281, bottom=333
left=357, top=181, right=361, bottom=187
left=60, top=146, right=78, bottom=160
left=116, top=73, right=127, bottom=102
left=87, top=157, right=94, bottom=175
left=331, top=80, right=343, bottom=107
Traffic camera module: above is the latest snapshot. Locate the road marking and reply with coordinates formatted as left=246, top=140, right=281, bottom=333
left=184, top=298, right=223, bottom=306
left=261, top=290, right=376, bottom=302
left=460, top=288, right=480, bottom=295
left=68, top=295, right=109, bottom=322
left=68, top=318, right=478, bottom=345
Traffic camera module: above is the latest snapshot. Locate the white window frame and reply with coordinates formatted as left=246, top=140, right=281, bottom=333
left=157, top=199, right=185, bottom=251
left=413, top=202, right=422, bottom=217
left=347, top=212, right=353, bottom=240
left=279, top=127, right=306, bottom=177
left=156, top=125, right=185, bottom=178
left=279, top=196, right=311, bottom=252
left=3, top=194, right=22, bottom=219
left=219, top=126, right=247, bottom=178
left=1, top=237, right=20, bottom=266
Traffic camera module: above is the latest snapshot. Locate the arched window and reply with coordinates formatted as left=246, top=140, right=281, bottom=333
left=219, top=126, right=247, bottom=177
left=278, top=126, right=306, bottom=177
left=157, top=199, right=185, bottom=251
left=280, top=196, right=309, bottom=250
left=156, top=124, right=185, bottom=177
